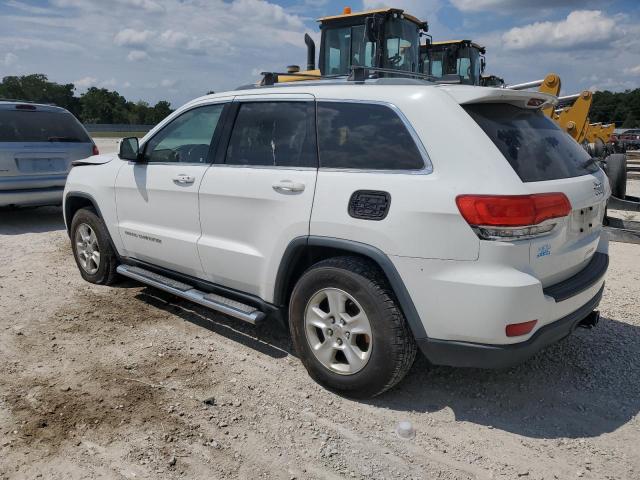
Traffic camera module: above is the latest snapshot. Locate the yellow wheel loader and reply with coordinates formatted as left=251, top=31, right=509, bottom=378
left=266, top=7, right=428, bottom=85
left=420, top=39, right=504, bottom=87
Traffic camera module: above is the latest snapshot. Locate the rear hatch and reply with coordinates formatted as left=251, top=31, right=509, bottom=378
left=462, top=101, right=608, bottom=287
left=0, top=105, right=94, bottom=190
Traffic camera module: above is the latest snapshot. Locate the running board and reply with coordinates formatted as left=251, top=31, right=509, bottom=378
left=116, top=265, right=266, bottom=325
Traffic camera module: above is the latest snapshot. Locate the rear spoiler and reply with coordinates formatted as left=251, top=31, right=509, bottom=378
left=438, top=86, right=557, bottom=110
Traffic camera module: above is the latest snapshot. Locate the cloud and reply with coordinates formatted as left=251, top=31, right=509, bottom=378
left=113, top=28, right=154, bottom=47
left=127, top=50, right=149, bottom=61
left=3, top=52, right=18, bottom=67
left=116, top=0, right=164, bottom=13
left=450, top=0, right=596, bottom=12
left=502, top=10, right=621, bottom=51
left=160, top=79, right=177, bottom=88
left=624, top=65, right=640, bottom=76
left=74, top=76, right=98, bottom=89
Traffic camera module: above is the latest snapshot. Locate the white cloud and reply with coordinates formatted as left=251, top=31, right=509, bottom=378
left=624, top=65, right=640, bottom=76
left=160, top=78, right=177, bottom=88
left=127, top=50, right=149, bottom=61
left=3, top=52, right=18, bottom=67
left=116, top=0, right=164, bottom=13
left=450, top=0, right=596, bottom=12
left=502, top=10, right=621, bottom=51
left=113, top=28, right=154, bottom=47
left=74, top=76, right=98, bottom=89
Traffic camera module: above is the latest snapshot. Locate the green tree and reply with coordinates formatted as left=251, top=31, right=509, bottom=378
left=150, top=100, right=172, bottom=124
left=0, top=73, right=80, bottom=115
left=0, top=73, right=175, bottom=125
left=80, top=87, right=129, bottom=124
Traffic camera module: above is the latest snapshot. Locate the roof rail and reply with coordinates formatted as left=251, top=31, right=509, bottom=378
left=347, top=66, right=438, bottom=83
left=0, top=98, right=57, bottom=106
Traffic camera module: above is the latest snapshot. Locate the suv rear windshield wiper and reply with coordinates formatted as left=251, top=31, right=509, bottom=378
left=48, top=136, right=83, bottom=142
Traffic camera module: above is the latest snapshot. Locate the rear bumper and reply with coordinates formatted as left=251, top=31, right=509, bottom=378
left=418, top=284, right=604, bottom=368
left=0, top=186, right=64, bottom=206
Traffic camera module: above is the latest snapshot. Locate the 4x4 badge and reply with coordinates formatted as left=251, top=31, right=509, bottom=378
left=593, top=181, right=604, bottom=196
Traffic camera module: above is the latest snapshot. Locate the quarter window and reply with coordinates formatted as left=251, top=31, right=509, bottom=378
left=317, top=102, right=424, bottom=170
left=144, top=104, right=224, bottom=163
left=225, top=102, right=317, bottom=168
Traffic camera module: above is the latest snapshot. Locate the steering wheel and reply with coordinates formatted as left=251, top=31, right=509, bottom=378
left=388, top=54, right=402, bottom=66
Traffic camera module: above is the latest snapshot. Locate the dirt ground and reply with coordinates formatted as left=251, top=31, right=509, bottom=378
left=1, top=197, right=639, bottom=479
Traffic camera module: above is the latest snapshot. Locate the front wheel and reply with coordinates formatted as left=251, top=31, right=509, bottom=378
left=70, top=207, right=119, bottom=285
left=289, top=256, right=417, bottom=398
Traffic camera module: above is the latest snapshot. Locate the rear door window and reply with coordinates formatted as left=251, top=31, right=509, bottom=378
left=464, top=103, right=598, bottom=182
left=225, top=102, right=317, bottom=168
left=0, top=110, right=90, bottom=143
left=317, top=102, right=424, bottom=170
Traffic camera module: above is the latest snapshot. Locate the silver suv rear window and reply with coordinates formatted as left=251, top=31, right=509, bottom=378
left=0, top=110, right=90, bottom=143
left=464, top=103, right=598, bottom=182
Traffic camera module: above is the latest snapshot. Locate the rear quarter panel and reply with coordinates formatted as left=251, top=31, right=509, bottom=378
left=309, top=86, right=529, bottom=261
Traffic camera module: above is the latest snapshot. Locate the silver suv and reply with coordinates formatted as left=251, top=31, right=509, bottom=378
left=0, top=101, right=96, bottom=207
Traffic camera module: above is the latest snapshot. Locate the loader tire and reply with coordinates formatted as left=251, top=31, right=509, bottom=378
left=604, top=153, right=627, bottom=199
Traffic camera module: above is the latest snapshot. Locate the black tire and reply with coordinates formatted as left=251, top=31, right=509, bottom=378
left=70, top=207, right=119, bottom=285
left=289, top=256, right=417, bottom=398
left=604, top=153, right=627, bottom=199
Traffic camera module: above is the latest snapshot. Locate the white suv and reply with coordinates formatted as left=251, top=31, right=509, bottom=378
left=64, top=80, right=610, bottom=398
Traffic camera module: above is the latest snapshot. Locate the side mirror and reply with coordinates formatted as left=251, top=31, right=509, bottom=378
left=119, top=137, right=141, bottom=161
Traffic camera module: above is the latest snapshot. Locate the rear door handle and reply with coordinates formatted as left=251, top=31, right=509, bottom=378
left=272, top=180, right=305, bottom=194
left=173, top=174, right=195, bottom=185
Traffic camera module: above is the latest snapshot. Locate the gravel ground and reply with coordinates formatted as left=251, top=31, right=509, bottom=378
left=1, top=192, right=639, bottom=479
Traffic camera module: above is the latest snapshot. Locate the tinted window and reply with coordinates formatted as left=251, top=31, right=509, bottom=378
left=225, top=102, right=316, bottom=167
left=464, top=103, right=598, bottom=182
left=144, top=104, right=224, bottom=163
left=0, top=110, right=90, bottom=143
left=317, top=102, right=424, bottom=170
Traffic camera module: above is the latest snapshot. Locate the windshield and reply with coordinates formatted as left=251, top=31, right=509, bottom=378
left=0, top=110, right=90, bottom=143
left=383, top=18, right=419, bottom=72
left=464, top=103, right=599, bottom=182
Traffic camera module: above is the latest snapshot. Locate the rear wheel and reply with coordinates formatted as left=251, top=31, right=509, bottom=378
left=604, top=153, right=627, bottom=199
left=289, top=256, right=417, bottom=398
left=70, top=208, right=119, bottom=285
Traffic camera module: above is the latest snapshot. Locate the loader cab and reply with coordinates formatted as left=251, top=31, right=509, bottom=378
left=318, top=8, right=427, bottom=77
left=421, top=40, right=485, bottom=85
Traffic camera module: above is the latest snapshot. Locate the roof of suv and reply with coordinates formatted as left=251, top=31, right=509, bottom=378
left=0, top=100, right=68, bottom=113
left=184, top=81, right=557, bottom=111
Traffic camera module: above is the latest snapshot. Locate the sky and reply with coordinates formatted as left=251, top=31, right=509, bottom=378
left=1, top=0, right=639, bottom=107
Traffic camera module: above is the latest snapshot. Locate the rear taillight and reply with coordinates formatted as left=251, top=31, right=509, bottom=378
left=456, top=193, right=571, bottom=241
left=92, top=144, right=99, bottom=155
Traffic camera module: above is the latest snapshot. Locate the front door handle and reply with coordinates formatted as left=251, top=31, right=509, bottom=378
left=272, top=180, right=305, bottom=194
left=173, top=174, right=195, bottom=185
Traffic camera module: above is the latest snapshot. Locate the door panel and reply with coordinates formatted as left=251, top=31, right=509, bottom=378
left=197, top=96, right=317, bottom=301
left=198, top=166, right=317, bottom=299
left=115, top=163, right=210, bottom=276
left=114, top=102, right=228, bottom=277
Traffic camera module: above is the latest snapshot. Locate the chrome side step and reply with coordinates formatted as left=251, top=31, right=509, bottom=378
left=116, top=265, right=265, bottom=325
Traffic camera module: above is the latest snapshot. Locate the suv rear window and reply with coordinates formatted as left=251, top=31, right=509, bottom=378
left=0, top=110, right=91, bottom=143
left=317, top=102, right=424, bottom=170
left=464, top=103, right=598, bottom=182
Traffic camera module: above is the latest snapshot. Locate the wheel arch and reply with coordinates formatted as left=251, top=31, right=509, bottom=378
left=64, top=192, right=105, bottom=234
left=274, top=236, right=427, bottom=340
